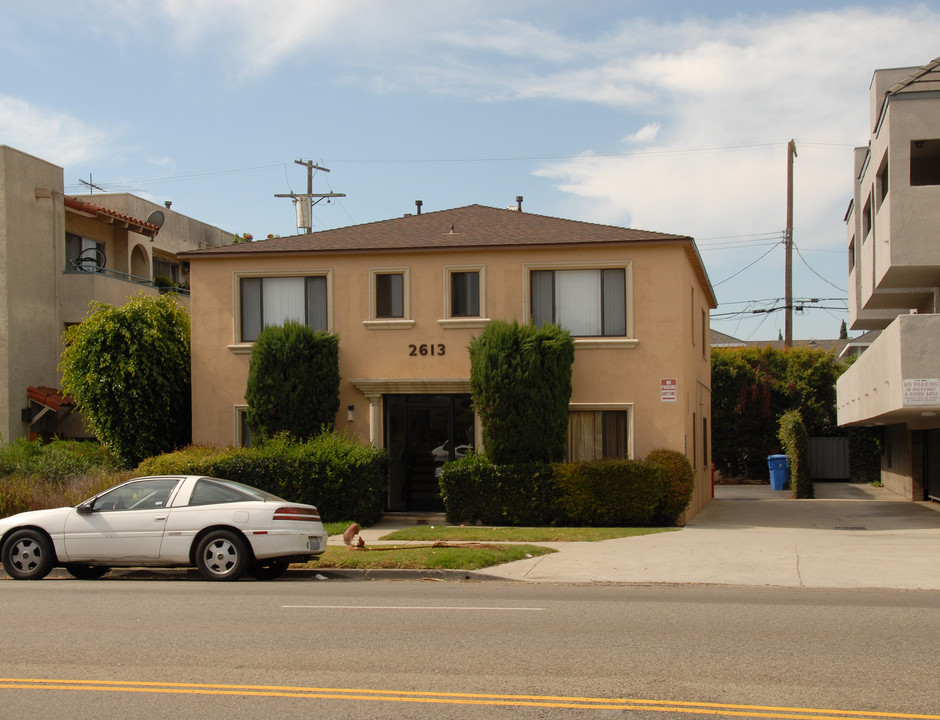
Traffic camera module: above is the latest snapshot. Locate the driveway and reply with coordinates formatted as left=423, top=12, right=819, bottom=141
left=483, top=482, right=940, bottom=589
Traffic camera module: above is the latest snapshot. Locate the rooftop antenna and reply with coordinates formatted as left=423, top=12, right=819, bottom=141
left=274, top=159, right=346, bottom=233
left=78, top=174, right=106, bottom=194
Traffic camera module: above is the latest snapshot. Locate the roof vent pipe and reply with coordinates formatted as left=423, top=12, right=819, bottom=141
left=415, top=200, right=423, bottom=215
left=516, top=196, right=523, bottom=212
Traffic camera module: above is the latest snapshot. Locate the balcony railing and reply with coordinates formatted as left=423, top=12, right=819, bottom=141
left=63, top=261, right=190, bottom=296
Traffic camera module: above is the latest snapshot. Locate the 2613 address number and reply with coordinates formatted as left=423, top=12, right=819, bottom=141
left=409, top=344, right=445, bottom=357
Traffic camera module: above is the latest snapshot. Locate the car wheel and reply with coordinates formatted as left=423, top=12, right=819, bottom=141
left=66, top=564, right=110, bottom=580
left=195, top=530, right=249, bottom=581
left=2, top=529, right=55, bottom=580
left=248, top=558, right=291, bottom=580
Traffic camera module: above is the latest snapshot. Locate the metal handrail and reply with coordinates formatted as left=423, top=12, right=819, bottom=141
left=63, top=262, right=190, bottom=296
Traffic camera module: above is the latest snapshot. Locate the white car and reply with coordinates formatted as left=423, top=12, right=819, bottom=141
left=0, top=475, right=328, bottom=582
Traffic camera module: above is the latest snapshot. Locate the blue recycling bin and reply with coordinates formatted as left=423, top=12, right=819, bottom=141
left=767, top=454, right=789, bottom=491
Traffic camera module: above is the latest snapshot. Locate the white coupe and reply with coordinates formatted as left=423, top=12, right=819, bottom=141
left=0, top=475, right=328, bottom=582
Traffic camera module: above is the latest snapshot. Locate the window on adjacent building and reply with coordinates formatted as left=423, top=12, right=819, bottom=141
left=239, top=275, right=327, bottom=342
left=566, top=410, right=629, bottom=461
left=375, top=272, right=404, bottom=318
left=861, top=195, right=872, bottom=238
left=910, top=139, right=940, bottom=186
left=153, top=256, right=180, bottom=284
left=848, top=237, right=856, bottom=273
left=65, top=232, right=105, bottom=272
left=876, top=155, right=889, bottom=206
left=450, top=271, right=480, bottom=317
left=531, top=268, right=626, bottom=336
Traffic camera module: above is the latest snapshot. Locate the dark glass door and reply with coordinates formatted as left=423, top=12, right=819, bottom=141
left=385, top=395, right=474, bottom=512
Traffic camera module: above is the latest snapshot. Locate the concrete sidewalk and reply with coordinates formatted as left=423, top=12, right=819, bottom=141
left=355, top=483, right=940, bottom=589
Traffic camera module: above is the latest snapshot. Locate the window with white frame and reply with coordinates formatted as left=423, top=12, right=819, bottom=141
left=531, top=267, right=626, bottom=336
left=450, top=270, right=480, bottom=317
left=566, top=409, right=630, bottom=461
left=239, top=275, right=328, bottom=342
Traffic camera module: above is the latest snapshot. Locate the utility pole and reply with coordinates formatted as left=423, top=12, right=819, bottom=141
left=785, top=139, right=797, bottom=349
left=275, top=159, right=345, bottom=233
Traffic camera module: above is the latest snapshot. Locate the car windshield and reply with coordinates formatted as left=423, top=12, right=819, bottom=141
left=188, top=477, right=287, bottom=506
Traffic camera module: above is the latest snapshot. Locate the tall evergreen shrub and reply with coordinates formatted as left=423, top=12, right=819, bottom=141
left=778, top=409, right=814, bottom=499
left=469, top=320, right=574, bottom=464
left=245, top=322, right=340, bottom=442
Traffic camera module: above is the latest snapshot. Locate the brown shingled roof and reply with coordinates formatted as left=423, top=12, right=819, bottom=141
left=182, top=204, right=716, bottom=307
left=183, top=204, right=691, bottom=256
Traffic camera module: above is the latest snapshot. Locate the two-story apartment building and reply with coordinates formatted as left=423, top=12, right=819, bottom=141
left=0, top=145, right=233, bottom=442
left=837, top=57, right=940, bottom=501
left=185, top=202, right=717, bottom=519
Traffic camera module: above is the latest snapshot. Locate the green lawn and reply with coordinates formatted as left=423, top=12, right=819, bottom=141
left=307, top=542, right=555, bottom=570
left=311, top=522, right=678, bottom=571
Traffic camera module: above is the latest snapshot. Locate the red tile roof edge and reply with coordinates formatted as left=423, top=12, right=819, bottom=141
left=64, top=196, right=160, bottom=237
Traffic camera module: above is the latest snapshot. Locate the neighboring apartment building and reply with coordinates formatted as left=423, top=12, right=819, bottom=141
left=0, top=145, right=233, bottom=442
left=184, top=202, right=717, bottom=519
left=837, top=57, right=940, bottom=501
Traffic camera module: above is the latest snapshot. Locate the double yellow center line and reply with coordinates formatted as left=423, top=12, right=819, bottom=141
left=1, top=678, right=936, bottom=719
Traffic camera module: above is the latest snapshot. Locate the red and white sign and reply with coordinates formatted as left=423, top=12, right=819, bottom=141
left=661, top=378, right=678, bottom=403
left=902, top=378, right=940, bottom=406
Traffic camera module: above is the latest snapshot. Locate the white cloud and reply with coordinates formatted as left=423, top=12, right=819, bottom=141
left=625, top=123, right=660, bottom=143
left=0, top=95, right=112, bottom=167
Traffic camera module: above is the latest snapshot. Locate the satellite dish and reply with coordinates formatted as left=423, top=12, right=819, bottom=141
left=146, top=210, right=165, bottom=228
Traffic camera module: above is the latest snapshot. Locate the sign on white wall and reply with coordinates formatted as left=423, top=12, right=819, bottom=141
left=661, top=378, right=678, bottom=403
left=902, top=378, right=940, bottom=406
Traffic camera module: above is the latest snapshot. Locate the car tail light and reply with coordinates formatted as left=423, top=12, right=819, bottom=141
left=273, top=506, right=321, bottom=522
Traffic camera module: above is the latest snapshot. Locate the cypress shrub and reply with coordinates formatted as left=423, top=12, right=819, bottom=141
left=777, top=410, right=814, bottom=499
left=645, top=448, right=695, bottom=525
left=469, top=320, right=574, bottom=465
left=245, top=321, right=340, bottom=442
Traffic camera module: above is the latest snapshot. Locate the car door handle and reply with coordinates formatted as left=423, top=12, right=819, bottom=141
left=154, top=516, right=167, bottom=521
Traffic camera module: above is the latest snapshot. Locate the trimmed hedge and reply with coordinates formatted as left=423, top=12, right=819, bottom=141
left=645, top=448, right=695, bottom=525
left=439, top=454, right=555, bottom=526
left=552, top=459, right=662, bottom=526
left=136, top=433, right=388, bottom=524
left=440, top=451, right=695, bottom=527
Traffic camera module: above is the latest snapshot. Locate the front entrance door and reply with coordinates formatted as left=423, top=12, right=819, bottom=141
left=385, top=394, right=474, bottom=512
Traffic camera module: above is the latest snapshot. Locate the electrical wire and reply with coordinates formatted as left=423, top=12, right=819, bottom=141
left=712, top=242, right=781, bottom=287
left=793, top=240, right=847, bottom=293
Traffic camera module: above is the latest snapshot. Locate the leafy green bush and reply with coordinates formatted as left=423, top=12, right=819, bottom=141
left=0, top=439, right=125, bottom=517
left=245, top=322, right=340, bottom=442
left=552, top=460, right=662, bottom=527
left=59, top=293, right=191, bottom=467
left=644, top=448, right=695, bottom=524
left=778, top=410, right=814, bottom=499
left=469, top=320, right=574, bottom=464
left=136, top=432, right=387, bottom=524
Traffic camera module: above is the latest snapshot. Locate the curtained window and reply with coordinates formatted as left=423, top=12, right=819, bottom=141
left=566, top=410, right=629, bottom=461
left=240, top=276, right=327, bottom=342
left=531, top=268, right=625, bottom=336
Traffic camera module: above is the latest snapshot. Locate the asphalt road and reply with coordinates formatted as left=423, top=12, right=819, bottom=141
left=1, top=577, right=938, bottom=719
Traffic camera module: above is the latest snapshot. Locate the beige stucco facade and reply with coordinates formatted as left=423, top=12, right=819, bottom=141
left=186, top=205, right=717, bottom=519
left=0, top=145, right=233, bottom=442
left=837, top=58, right=940, bottom=500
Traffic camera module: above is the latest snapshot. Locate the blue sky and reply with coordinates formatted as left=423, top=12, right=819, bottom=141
left=3, top=1, right=939, bottom=341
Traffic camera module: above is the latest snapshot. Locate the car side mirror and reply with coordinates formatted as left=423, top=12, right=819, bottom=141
left=76, top=502, right=94, bottom=515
